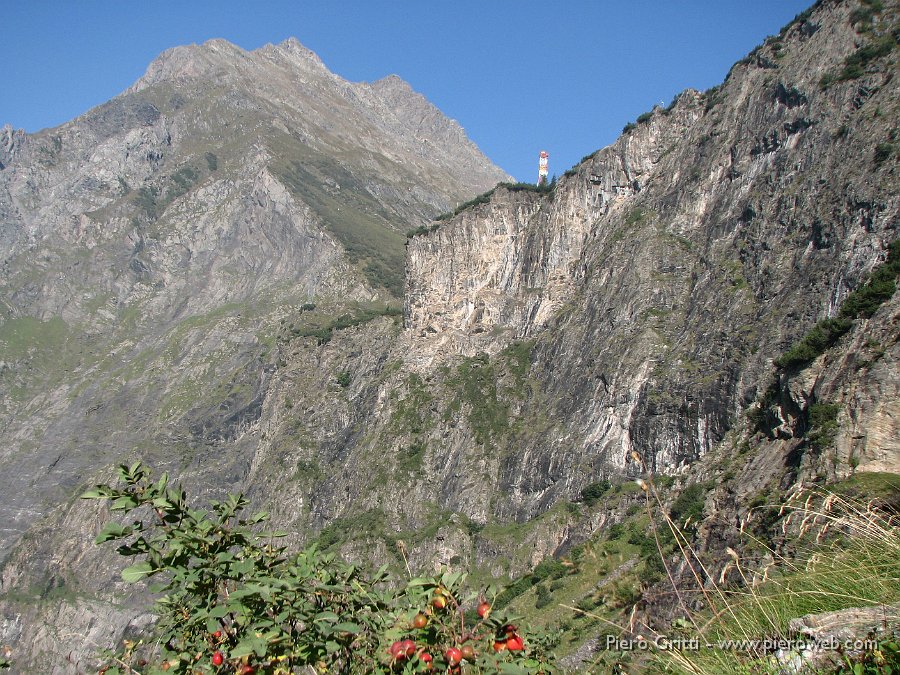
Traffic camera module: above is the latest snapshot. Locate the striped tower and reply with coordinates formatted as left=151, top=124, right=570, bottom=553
left=538, top=150, right=549, bottom=185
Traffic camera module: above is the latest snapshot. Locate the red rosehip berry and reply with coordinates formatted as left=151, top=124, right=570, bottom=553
left=412, top=612, right=428, bottom=629
left=507, top=634, right=525, bottom=651
left=445, top=647, right=462, bottom=665
left=477, top=601, right=491, bottom=618
left=389, top=641, right=407, bottom=660
left=211, top=651, right=224, bottom=666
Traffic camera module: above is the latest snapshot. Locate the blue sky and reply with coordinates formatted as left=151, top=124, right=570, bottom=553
left=5, top=1, right=812, bottom=182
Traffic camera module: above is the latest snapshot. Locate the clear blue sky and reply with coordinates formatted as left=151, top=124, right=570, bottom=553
left=4, top=1, right=812, bottom=182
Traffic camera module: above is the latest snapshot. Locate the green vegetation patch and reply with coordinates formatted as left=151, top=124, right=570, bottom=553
left=703, top=85, right=727, bottom=112
left=0, top=316, right=69, bottom=359
left=806, top=402, right=841, bottom=453
left=778, top=1, right=820, bottom=35
left=273, top=149, right=407, bottom=296
left=875, top=142, right=896, bottom=165
left=774, top=317, right=852, bottom=369
left=391, top=373, right=434, bottom=435
left=501, top=339, right=535, bottom=382
left=776, top=240, right=899, bottom=370
left=820, top=22, right=897, bottom=89
left=829, top=471, right=900, bottom=507
left=838, top=239, right=900, bottom=318
left=283, top=301, right=402, bottom=346
left=493, top=557, right=571, bottom=610
left=441, top=343, right=536, bottom=449
left=396, top=439, right=428, bottom=474
left=315, top=508, right=388, bottom=550
left=580, top=480, right=612, bottom=506
left=131, top=163, right=203, bottom=222
left=625, top=207, right=647, bottom=226
left=428, top=181, right=554, bottom=224
left=446, top=354, right=509, bottom=446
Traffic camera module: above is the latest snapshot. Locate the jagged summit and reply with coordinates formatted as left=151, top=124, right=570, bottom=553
left=259, top=36, right=327, bottom=64
left=130, top=36, right=325, bottom=91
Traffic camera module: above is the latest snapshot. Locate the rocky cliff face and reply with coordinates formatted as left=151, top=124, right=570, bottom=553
left=407, top=0, right=898, bottom=485
left=1, top=0, right=898, bottom=671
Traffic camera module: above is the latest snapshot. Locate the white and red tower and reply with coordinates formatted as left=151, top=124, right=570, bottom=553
left=538, top=150, right=549, bottom=185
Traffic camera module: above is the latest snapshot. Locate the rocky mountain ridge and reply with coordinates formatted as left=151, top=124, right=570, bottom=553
left=0, top=33, right=508, bottom=562
left=0, top=0, right=898, bottom=671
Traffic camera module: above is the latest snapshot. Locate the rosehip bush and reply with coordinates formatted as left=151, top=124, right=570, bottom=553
left=84, top=463, right=558, bottom=673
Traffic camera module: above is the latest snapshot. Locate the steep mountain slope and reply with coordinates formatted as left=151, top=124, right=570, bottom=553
left=0, top=36, right=507, bottom=554
left=407, top=0, right=898, bottom=492
left=248, top=0, right=897, bottom=628
left=1, top=0, right=898, bottom=671
left=255, top=0, right=896, bottom=535
left=0, top=37, right=510, bottom=671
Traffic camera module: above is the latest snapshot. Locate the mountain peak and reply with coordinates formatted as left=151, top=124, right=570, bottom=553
left=372, top=74, right=411, bottom=89
left=255, top=36, right=327, bottom=69
left=128, top=40, right=242, bottom=92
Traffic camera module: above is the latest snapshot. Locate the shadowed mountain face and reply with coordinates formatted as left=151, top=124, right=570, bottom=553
left=1, top=1, right=899, bottom=671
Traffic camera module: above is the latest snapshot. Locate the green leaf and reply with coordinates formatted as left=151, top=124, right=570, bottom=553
left=80, top=487, right=111, bottom=500
left=232, top=560, right=256, bottom=575
left=208, top=605, right=229, bottom=619
left=110, top=495, right=139, bottom=511
left=121, top=561, right=155, bottom=583
left=116, top=464, right=130, bottom=481
left=95, top=522, right=132, bottom=543
left=230, top=637, right=267, bottom=659
left=315, top=611, right=341, bottom=623
left=333, top=622, right=362, bottom=634
left=325, top=640, right=341, bottom=654
left=498, top=664, right=531, bottom=674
